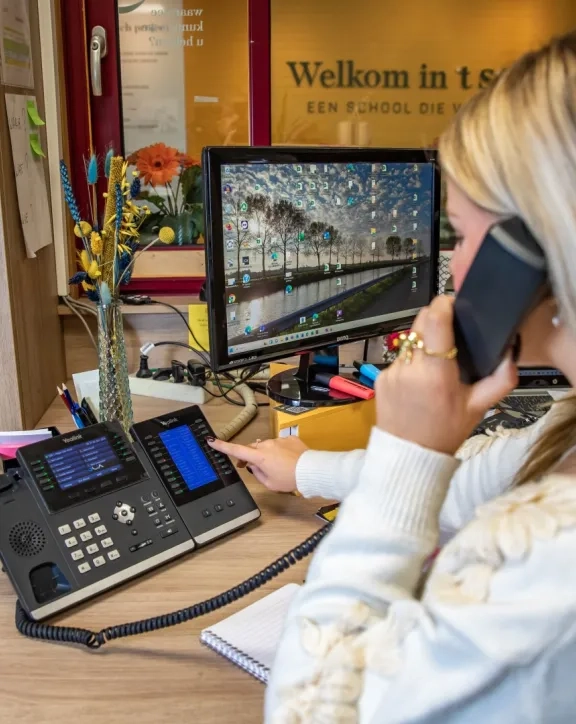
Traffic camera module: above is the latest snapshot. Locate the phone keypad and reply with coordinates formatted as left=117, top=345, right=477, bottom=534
left=58, top=510, right=119, bottom=572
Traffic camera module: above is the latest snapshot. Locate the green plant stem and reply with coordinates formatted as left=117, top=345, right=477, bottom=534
left=165, top=183, right=176, bottom=216
left=147, top=185, right=172, bottom=216
left=173, top=172, right=183, bottom=215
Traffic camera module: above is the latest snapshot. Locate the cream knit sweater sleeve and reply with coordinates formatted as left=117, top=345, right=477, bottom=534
left=266, top=426, right=576, bottom=723
left=296, top=414, right=549, bottom=537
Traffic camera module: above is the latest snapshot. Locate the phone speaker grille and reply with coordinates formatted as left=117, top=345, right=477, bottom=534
left=9, top=521, right=46, bottom=557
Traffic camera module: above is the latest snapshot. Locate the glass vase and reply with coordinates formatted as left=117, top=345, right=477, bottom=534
left=97, top=301, right=133, bottom=434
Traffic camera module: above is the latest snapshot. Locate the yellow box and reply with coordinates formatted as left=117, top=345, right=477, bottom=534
left=268, top=363, right=375, bottom=451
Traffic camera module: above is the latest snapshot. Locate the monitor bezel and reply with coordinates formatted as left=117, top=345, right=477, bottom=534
left=203, top=146, right=441, bottom=372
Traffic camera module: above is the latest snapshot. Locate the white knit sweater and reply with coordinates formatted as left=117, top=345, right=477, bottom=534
left=265, top=411, right=576, bottom=723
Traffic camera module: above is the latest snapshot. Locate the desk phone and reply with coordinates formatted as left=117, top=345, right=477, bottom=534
left=0, top=407, right=260, bottom=621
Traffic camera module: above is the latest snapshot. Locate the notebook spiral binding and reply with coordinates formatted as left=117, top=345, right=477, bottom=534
left=201, top=630, right=269, bottom=684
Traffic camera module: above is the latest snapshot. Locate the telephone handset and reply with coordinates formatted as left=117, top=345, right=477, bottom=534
left=0, top=407, right=259, bottom=621
left=453, top=217, right=549, bottom=384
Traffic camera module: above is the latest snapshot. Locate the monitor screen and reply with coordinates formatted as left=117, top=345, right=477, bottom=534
left=204, top=148, right=440, bottom=371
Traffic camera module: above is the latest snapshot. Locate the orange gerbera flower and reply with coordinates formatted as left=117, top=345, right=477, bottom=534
left=179, top=153, right=200, bottom=169
left=135, top=143, right=181, bottom=186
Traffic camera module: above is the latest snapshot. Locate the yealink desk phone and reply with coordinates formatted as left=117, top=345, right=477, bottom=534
left=0, top=406, right=260, bottom=621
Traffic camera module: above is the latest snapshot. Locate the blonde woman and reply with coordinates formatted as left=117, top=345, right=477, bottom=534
left=210, top=32, right=576, bottom=722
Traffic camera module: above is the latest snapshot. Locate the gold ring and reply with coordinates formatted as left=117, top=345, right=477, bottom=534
left=396, top=330, right=424, bottom=364
left=424, top=346, right=458, bottom=360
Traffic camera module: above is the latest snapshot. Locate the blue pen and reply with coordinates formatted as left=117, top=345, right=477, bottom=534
left=353, top=361, right=380, bottom=382
left=72, top=411, right=85, bottom=429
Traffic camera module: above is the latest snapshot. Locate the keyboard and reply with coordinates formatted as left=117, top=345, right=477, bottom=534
left=502, top=393, right=554, bottom=416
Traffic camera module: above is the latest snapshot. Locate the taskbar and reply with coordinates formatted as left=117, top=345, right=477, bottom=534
left=227, top=307, right=420, bottom=356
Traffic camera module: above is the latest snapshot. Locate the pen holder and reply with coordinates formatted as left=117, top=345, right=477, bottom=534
left=97, top=301, right=133, bottom=434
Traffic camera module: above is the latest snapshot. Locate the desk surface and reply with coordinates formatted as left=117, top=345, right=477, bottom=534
left=0, top=393, right=321, bottom=724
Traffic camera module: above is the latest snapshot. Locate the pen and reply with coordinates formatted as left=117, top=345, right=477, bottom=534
left=353, top=361, right=381, bottom=382
left=314, top=373, right=375, bottom=400
left=57, top=386, right=72, bottom=413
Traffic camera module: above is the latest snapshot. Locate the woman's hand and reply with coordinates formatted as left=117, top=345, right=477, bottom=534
left=377, top=295, right=518, bottom=455
left=207, top=436, right=308, bottom=492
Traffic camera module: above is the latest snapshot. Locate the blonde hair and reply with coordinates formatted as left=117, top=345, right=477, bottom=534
left=440, top=31, right=576, bottom=484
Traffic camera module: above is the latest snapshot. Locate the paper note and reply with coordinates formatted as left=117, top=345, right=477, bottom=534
left=5, top=93, right=52, bottom=258
left=188, top=304, right=210, bottom=352
left=29, top=131, right=45, bottom=156
left=0, top=0, right=34, bottom=89
left=26, top=100, right=44, bottom=126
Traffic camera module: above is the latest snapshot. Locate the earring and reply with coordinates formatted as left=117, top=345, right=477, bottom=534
left=552, top=314, right=561, bottom=328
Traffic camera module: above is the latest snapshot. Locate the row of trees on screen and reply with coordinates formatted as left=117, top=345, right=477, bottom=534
left=228, top=196, right=423, bottom=275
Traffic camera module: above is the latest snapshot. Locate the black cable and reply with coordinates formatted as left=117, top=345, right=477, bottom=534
left=15, top=523, right=332, bottom=649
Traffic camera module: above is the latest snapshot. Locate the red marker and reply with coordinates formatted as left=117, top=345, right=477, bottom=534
left=314, top=373, right=375, bottom=400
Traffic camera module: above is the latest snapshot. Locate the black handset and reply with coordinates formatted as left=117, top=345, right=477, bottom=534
left=453, top=217, right=548, bottom=384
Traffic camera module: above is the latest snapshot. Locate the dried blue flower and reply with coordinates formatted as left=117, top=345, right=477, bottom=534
left=60, top=160, right=81, bottom=224
left=69, top=271, right=88, bottom=284
left=130, top=176, right=141, bottom=197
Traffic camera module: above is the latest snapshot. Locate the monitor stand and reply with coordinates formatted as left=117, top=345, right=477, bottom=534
left=267, top=345, right=358, bottom=407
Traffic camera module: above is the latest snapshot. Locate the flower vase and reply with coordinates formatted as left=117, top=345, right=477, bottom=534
left=97, top=301, right=133, bottom=434
left=163, top=212, right=192, bottom=246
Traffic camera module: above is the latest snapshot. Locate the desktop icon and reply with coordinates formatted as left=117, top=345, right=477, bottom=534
left=285, top=271, right=293, bottom=278
left=295, top=165, right=302, bottom=173
left=298, top=231, right=305, bottom=241
left=240, top=201, right=248, bottom=212
left=336, top=309, right=343, bottom=318
left=223, top=184, right=232, bottom=194
left=227, top=259, right=234, bottom=268
left=230, top=310, right=237, bottom=321
left=336, top=263, right=342, bottom=271
left=300, top=316, right=306, bottom=324
left=413, top=223, right=418, bottom=231
left=371, top=164, right=377, bottom=173
left=226, top=240, right=234, bottom=250
left=371, top=241, right=376, bottom=250
left=285, top=285, right=293, bottom=294
left=296, top=199, right=303, bottom=208
left=347, top=196, right=355, bottom=206
left=227, top=278, right=236, bottom=287
left=310, top=164, right=317, bottom=173
left=310, top=181, right=317, bottom=191
left=240, top=220, right=249, bottom=230
left=244, top=326, right=252, bottom=335
left=286, top=251, right=292, bottom=260
left=336, top=278, right=342, bottom=286
left=370, top=228, right=376, bottom=235
left=256, top=237, right=263, bottom=245
left=323, top=263, right=330, bottom=272
left=224, top=166, right=232, bottom=174
left=225, top=223, right=233, bottom=232
left=335, top=196, right=342, bottom=206
left=259, top=325, right=266, bottom=333
left=412, top=281, right=417, bottom=289
left=348, top=179, right=354, bottom=189
left=323, top=231, right=331, bottom=240
left=271, top=252, right=279, bottom=261
left=309, top=199, right=316, bottom=208
left=346, top=164, right=356, bottom=172
left=371, top=179, right=377, bottom=188
left=254, top=184, right=262, bottom=192
left=312, top=313, right=319, bottom=322
left=242, top=273, right=251, bottom=284
left=228, top=294, right=236, bottom=304
left=412, top=266, right=417, bottom=276
left=242, top=256, right=250, bottom=265
left=371, top=211, right=376, bottom=219
left=371, top=195, right=376, bottom=204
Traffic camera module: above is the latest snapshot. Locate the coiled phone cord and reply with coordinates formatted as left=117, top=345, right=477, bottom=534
left=15, top=523, right=332, bottom=649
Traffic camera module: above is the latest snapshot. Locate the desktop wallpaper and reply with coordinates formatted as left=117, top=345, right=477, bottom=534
left=220, top=161, right=435, bottom=352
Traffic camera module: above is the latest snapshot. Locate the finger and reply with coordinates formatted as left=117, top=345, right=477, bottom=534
left=417, top=296, right=455, bottom=359
left=207, top=438, right=263, bottom=465
left=468, top=356, right=518, bottom=413
left=248, top=465, right=268, bottom=485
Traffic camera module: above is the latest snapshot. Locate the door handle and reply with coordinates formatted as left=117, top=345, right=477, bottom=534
left=90, top=26, right=108, bottom=97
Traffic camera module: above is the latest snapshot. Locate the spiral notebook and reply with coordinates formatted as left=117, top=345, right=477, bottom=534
left=200, top=584, right=300, bottom=684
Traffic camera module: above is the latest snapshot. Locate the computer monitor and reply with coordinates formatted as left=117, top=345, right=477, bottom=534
left=204, top=147, right=440, bottom=405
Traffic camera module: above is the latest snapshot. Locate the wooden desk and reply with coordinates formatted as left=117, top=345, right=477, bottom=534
left=0, top=394, right=321, bottom=723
